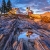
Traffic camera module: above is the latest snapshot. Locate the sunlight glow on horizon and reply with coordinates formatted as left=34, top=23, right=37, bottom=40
left=0, top=0, right=50, bottom=14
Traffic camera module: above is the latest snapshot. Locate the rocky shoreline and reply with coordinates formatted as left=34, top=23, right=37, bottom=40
left=0, top=16, right=50, bottom=50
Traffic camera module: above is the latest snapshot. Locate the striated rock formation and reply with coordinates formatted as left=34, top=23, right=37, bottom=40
left=0, top=17, right=50, bottom=50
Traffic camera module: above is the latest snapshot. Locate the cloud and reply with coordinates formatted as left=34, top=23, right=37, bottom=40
left=11, top=0, right=50, bottom=13
left=0, top=0, right=50, bottom=13
left=42, top=6, right=50, bottom=11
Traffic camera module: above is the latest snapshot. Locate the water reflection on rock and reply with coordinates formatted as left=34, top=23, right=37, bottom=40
left=18, top=31, right=39, bottom=41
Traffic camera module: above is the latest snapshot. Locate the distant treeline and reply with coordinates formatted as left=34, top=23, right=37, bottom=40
left=0, top=0, right=12, bottom=14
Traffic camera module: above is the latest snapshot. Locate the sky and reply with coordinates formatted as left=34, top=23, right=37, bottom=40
left=0, top=0, right=50, bottom=14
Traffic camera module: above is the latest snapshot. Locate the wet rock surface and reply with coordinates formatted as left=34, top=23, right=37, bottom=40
left=0, top=17, right=50, bottom=50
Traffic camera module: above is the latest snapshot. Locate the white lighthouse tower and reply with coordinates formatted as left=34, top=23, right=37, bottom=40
left=26, top=7, right=30, bottom=15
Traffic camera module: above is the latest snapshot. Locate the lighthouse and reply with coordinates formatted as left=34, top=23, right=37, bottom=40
left=26, top=7, right=33, bottom=15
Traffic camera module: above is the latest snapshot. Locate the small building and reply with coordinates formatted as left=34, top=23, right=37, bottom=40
left=8, top=8, right=20, bottom=14
left=15, top=8, right=20, bottom=14
left=28, top=10, right=33, bottom=16
left=0, top=11, right=1, bottom=14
